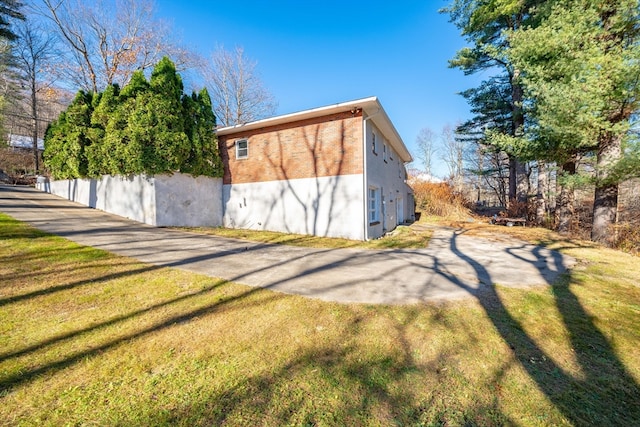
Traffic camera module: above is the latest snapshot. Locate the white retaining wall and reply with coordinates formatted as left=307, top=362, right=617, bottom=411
left=38, top=173, right=223, bottom=227
left=38, top=173, right=369, bottom=239
left=223, top=174, right=365, bottom=240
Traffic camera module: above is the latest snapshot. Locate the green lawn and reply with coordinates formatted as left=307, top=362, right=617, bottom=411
left=175, top=224, right=432, bottom=250
left=1, top=213, right=639, bottom=426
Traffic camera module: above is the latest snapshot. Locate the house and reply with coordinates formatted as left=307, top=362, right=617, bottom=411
left=37, top=96, right=414, bottom=240
left=217, top=96, right=414, bottom=240
left=7, top=134, right=45, bottom=151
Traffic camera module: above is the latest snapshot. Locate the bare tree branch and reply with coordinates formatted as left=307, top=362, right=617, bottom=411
left=440, top=123, right=466, bottom=191
left=415, top=127, right=437, bottom=177
left=202, top=45, right=277, bottom=126
left=13, top=19, right=57, bottom=172
left=35, top=0, right=195, bottom=92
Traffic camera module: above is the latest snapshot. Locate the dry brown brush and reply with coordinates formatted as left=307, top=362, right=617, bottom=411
left=410, top=180, right=471, bottom=220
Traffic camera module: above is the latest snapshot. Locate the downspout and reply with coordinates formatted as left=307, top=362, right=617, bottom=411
left=362, top=108, right=381, bottom=241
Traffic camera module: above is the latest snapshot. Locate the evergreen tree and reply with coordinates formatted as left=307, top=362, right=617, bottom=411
left=43, top=56, right=224, bottom=179
left=104, top=71, right=149, bottom=174
left=182, top=87, right=223, bottom=177
left=120, top=70, right=150, bottom=99
left=0, top=0, right=24, bottom=41
left=86, top=83, right=120, bottom=176
left=135, top=56, right=189, bottom=174
left=456, top=76, right=513, bottom=205
left=443, top=0, right=542, bottom=208
left=43, top=91, right=94, bottom=179
left=507, top=0, right=640, bottom=244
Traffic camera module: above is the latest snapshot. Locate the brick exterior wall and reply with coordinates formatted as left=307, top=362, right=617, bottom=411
left=219, top=110, right=364, bottom=185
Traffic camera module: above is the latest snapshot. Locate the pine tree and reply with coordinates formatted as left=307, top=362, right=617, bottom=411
left=507, top=0, right=640, bottom=244
left=0, top=0, right=24, bottom=41
left=443, top=0, right=542, bottom=209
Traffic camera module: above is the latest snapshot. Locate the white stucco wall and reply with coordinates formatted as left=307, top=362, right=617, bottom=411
left=153, top=174, right=223, bottom=227
left=223, top=174, right=365, bottom=240
left=364, top=121, right=414, bottom=239
left=38, top=173, right=223, bottom=227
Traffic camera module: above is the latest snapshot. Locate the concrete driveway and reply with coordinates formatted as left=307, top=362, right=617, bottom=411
left=0, top=185, right=575, bottom=304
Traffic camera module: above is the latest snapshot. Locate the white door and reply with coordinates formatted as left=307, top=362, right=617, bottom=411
left=396, top=196, right=403, bottom=225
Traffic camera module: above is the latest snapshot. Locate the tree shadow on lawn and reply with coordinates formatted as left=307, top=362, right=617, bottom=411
left=2, top=220, right=639, bottom=425
left=0, top=256, right=149, bottom=307
left=1, top=240, right=519, bottom=425
left=0, top=280, right=278, bottom=392
left=117, top=306, right=518, bottom=426
left=0, top=239, right=330, bottom=381
left=443, top=229, right=640, bottom=426
left=0, top=240, right=379, bottom=393
left=147, top=350, right=514, bottom=426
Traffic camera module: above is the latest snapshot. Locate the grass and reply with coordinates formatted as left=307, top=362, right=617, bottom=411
left=175, top=224, right=432, bottom=250
left=1, top=212, right=640, bottom=426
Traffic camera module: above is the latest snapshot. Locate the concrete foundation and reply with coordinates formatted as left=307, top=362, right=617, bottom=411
left=223, top=174, right=365, bottom=240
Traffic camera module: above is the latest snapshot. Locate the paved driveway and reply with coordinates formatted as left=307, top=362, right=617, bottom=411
left=0, top=185, right=575, bottom=304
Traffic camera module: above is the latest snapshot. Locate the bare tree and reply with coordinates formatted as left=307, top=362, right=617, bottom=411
left=464, top=141, right=509, bottom=207
left=415, top=127, right=436, bottom=177
left=35, top=0, right=194, bottom=92
left=13, top=20, right=57, bottom=172
left=440, top=124, right=465, bottom=192
left=203, top=45, right=277, bottom=126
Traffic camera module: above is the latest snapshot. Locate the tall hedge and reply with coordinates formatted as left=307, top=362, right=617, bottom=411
left=43, top=57, right=223, bottom=180
left=182, top=88, right=223, bottom=176
left=43, top=91, right=94, bottom=179
left=86, top=83, right=120, bottom=177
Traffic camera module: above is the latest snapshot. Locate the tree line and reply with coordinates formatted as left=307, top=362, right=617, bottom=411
left=442, top=0, right=639, bottom=247
left=0, top=0, right=276, bottom=178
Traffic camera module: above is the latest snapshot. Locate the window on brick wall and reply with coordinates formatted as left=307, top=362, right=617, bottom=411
left=236, top=139, right=248, bottom=159
left=383, top=143, right=387, bottom=162
left=369, top=186, right=380, bottom=224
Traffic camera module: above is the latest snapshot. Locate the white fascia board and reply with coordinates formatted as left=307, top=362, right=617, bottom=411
left=361, top=99, right=413, bottom=163
left=216, top=97, right=377, bottom=135
left=217, top=96, right=413, bottom=163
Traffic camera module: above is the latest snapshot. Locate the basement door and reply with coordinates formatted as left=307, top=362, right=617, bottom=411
left=396, top=196, right=403, bottom=224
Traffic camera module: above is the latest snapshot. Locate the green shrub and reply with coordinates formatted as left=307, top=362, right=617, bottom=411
left=43, top=57, right=223, bottom=180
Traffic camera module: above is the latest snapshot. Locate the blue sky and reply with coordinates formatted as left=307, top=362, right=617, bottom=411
left=156, top=0, right=477, bottom=177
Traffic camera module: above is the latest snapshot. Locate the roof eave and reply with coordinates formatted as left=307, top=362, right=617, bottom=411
left=361, top=99, right=413, bottom=163
left=217, top=96, right=413, bottom=163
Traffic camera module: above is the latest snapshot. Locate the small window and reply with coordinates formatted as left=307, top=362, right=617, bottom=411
left=383, top=143, right=387, bottom=162
left=236, top=139, right=248, bottom=159
left=369, top=187, right=380, bottom=224
left=371, top=131, right=377, bottom=154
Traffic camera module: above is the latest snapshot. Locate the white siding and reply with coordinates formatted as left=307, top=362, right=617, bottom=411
left=364, top=121, right=413, bottom=239
left=223, top=174, right=365, bottom=240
